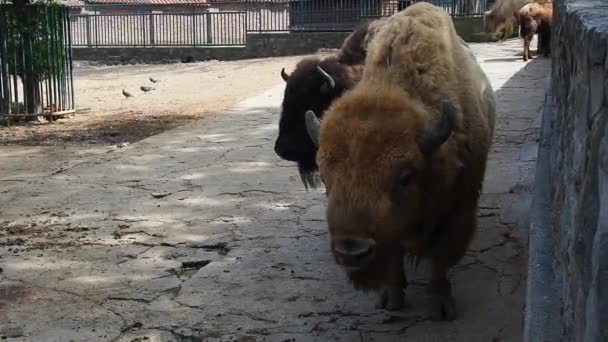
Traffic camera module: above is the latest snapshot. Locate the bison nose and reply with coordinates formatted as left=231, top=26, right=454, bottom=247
left=332, top=238, right=376, bottom=270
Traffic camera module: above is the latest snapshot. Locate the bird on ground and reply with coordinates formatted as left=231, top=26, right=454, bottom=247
left=149, top=77, right=160, bottom=83
left=122, top=89, right=133, bottom=98
left=140, top=86, right=156, bottom=92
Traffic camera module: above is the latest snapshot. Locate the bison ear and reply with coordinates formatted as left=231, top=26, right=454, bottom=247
left=305, top=110, right=321, bottom=147
left=417, top=100, right=457, bottom=155
left=281, top=68, right=289, bottom=82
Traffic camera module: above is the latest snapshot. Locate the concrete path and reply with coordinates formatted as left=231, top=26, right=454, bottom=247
left=0, top=39, right=549, bottom=342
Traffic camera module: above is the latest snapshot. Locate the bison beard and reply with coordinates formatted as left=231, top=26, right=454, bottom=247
left=306, top=3, right=496, bottom=321
left=274, top=59, right=353, bottom=189
left=274, top=18, right=384, bottom=189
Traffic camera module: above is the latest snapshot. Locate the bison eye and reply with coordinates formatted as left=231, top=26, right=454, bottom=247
left=397, top=170, right=412, bottom=188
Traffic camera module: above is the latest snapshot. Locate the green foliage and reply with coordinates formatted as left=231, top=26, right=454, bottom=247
left=1, top=3, right=70, bottom=81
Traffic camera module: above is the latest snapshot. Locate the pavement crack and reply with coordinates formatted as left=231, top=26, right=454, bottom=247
left=228, top=309, right=278, bottom=323
left=214, top=189, right=285, bottom=197
left=477, top=240, right=508, bottom=253
left=7, top=279, right=128, bottom=333
left=110, top=322, right=144, bottom=342
left=49, top=160, right=90, bottom=175
left=107, top=296, right=153, bottom=304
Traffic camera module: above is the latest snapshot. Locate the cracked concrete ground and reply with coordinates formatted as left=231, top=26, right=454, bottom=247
left=0, top=38, right=549, bottom=342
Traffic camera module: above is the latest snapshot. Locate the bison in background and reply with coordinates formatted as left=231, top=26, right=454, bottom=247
left=305, top=2, right=495, bottom=320
left=274, top=19, right=386, bottom=189
left=519, top=1, right=553, bottom=61
left=484, top=0, right=548, bottom=40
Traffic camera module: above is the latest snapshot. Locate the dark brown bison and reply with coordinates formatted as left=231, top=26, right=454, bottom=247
left=274, top=19, right=386, bottom=189
left=305, top=3, right=496, bottom=321
left=519, top=1, right=553, bottom=61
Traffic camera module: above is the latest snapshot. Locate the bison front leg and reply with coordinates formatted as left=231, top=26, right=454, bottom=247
left=428, top=260, right=457, bottom=321
left=375, top=248, right=406, bottom=310
left=523, top=37, right=531, bottom=61
left=427, top=199, right=478, bottom=321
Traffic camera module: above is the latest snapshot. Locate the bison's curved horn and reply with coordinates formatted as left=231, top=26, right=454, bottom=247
left=417, top=100, right=457, bottom=155
left=316, top=65, right=336, bottom=89
left=281, top=68, right=289, bottom=82
left=305, top=110, right=321, bottom=147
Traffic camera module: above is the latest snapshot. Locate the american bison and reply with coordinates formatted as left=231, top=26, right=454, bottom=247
left=274, top=19, right=385, bottom=189
left=305, top=3, right=496, bottom=320
left=519, top=1, right=553, bottom=61
left=484, top=0, right=547, bottom=40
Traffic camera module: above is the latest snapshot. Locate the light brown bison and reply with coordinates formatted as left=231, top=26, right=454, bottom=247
left=519, top=1, right=553, bottom=61
left=305, top=2, right=496, bottom=321
left=484, top=0, right=548, bottom=39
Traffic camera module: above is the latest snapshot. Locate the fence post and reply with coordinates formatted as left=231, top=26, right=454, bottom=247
left=86, top=14, right=92, bottom=47
left=206, top=12, right=212, bottom=44
left=257, top=7, right=261, bottom=32
left=141, top=14, right=146, bottom=47
left=149, top=13, right=155, bottom=46
left=191, top=8, right=196, bottom=47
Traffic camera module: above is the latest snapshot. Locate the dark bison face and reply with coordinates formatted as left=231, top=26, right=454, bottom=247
left=274, top=58, right=352, bottom=189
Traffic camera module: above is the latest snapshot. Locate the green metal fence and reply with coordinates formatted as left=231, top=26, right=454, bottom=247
left=0, top=3, right=75, bottom=124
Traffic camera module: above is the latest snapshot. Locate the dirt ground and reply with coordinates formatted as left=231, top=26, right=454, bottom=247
left=0, top=54, right=325, bottom=147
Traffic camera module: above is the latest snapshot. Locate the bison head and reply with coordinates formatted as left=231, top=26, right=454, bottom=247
left=274, top=56, right=360, bottom=189
left=483, top=7, right=515, bottom=39
left=305, top=88, right=459, bottom=272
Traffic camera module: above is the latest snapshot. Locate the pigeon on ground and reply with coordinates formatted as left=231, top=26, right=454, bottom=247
left=122, top=89, right=133, bottom=98
left=149, top=77, right=160, bottom=83
left=140, top=86, right=156, bottom=92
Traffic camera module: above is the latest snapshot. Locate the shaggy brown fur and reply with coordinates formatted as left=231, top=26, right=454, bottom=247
left=484, top=0, right=548, bottom=39
left=337, top=18, right=388, bottom=65
left=310, top=2, right=495, bottom=320
left=275, top=18, right=386, bottom=189
left=519, top=1, right=553, bottom=61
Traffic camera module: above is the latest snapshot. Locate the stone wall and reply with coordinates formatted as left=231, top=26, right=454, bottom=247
left=525, top=0, right=608, bottom=341
left=71, top=17, right=486, bottom=64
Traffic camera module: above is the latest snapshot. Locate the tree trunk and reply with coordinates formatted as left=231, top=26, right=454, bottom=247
left=23, top=73, right=42, bottom=114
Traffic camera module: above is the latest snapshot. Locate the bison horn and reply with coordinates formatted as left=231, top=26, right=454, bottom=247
left=417, top=100, right=457, bottom=155
left=305, top=110, right=321, bottom=147
left=281, top=68, right=289, bottom=82
left=316, top=65, right=336, bottom=89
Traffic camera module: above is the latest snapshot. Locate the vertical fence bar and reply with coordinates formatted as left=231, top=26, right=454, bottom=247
left=11, top=12, right=19, bottom=110
left=206, top=12, right=212, bottom=45
left=191, top=8, right=196, bottom=46
left=86, top=14, right=92, bottom=47
left=0, top=7, right=10, bottom=115
left=66, top=7, right=74, bottom=110
left=149, top=13, right=154, bottom=46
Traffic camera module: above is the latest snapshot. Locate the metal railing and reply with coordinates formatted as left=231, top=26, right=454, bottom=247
left=68, top=0, right=487, bottom=48
left=0, top=4, right=75, bottom=123
left=70, top=11, right=247, bottom=47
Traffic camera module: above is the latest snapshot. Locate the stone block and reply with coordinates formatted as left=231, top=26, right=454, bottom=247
left=526, top=0, right=608, bottom=341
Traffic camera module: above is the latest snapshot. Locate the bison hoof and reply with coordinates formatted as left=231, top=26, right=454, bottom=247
left=430, top=294, right=457, bottom=321
left=376, top=288, right=405, bottom=311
